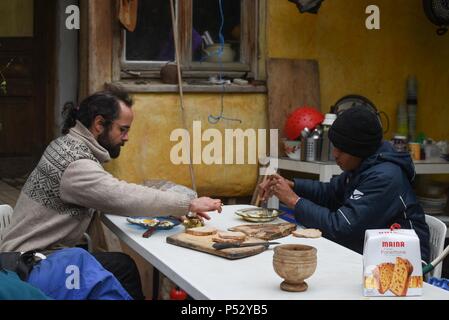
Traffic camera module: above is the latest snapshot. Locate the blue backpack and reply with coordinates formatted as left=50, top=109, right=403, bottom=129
left=27, top=248, right=132, bottom=300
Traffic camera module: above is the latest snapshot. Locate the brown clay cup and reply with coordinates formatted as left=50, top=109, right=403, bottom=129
left=273, top=244, right=317, bottom=292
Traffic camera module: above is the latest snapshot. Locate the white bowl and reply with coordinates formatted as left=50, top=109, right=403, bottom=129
left=283, top=140, right=301, bottom=160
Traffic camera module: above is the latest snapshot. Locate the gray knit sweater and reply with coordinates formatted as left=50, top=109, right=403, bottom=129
left=0, top=121, right=191, bottom=252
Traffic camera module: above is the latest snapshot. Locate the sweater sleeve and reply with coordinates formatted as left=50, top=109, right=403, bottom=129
left=293, top=174, right=346, bottom=209
left=60, top=159, right=191, bottom=217
left=294, top=172, right=400, bottom=242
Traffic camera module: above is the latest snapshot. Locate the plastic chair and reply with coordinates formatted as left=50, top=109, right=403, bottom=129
left=0, top=205, right=13, bottom=241
left=424, top=214, right=447, bottom=278
left=0, top=204, right=92, bottom=252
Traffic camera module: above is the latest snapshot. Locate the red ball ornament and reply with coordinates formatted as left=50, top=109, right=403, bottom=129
left=284, top=106, right=324, bottom=140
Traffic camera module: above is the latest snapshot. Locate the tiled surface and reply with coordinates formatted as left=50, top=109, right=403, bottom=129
left=0, top=180, right=20, bottom=207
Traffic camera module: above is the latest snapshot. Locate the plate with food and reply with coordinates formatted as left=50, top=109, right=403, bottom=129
left=235, top=207, right=282, bottom=223
left=126, top=216, right=181, bottom=230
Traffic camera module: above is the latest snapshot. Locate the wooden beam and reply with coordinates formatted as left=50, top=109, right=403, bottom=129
left=86, top=0, right=114, bottom=94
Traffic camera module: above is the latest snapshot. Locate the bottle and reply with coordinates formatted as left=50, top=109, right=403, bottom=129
left=320, top=113, right=337, bottom=161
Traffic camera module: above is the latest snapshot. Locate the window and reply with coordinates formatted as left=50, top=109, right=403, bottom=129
left=120, top=0, right=258, bottom=79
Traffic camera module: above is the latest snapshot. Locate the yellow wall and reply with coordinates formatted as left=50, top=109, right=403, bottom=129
left=268, top=0, right=449, bottom=141
left=106, top=0, right=449, bottom=195
left=105, top=93, right=268, bottom=196
left=0, top=0, right=34, bottom=37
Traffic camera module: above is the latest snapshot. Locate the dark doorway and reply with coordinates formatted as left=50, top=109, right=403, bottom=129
left=0, top=0, right=56, bottom=178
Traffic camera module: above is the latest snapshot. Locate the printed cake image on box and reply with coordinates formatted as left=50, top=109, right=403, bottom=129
left=363, top=228, right=423, bottom=297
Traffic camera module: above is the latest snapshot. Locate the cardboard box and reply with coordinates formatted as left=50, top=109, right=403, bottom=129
left=363, top=229, right=423, bottom=296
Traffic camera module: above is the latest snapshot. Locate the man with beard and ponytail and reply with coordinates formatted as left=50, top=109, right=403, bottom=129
left=0, top=89, right=223, bottom=300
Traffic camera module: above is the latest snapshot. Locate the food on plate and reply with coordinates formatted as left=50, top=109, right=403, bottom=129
left=127, top=217, right=159, bottom=227
left=182, top=216, right=205, bottom=229
left=185, top=226, right=217, bottom=236
left=158, top=220, right=175, bottom=228
left=127, top=217, right=178, bottom=229
left=234, top=208, right=281, bottom=222
left=292, top=228, right=322, bottom=239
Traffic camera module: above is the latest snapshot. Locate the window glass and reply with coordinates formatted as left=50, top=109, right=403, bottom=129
left=192, top=0, right=241, bottom=63
left=125, top=0, right=173, bottom=61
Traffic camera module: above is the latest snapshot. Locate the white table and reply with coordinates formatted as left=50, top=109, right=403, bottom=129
left=268, top=157, right=449, bottom=209
left=102, top=205, right=449, bottom=300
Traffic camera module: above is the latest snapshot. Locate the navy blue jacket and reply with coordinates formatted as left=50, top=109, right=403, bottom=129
left=293, top=141, right=430, bottom=262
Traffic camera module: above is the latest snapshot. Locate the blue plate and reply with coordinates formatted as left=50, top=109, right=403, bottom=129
left=126, top=216, right=181, bottom=230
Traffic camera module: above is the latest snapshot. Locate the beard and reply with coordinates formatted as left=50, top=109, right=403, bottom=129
left=98, top=130, right=123, bottom=159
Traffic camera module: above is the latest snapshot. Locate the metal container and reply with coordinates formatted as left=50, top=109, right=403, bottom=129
left=299, top=128, right=310, bottom=161
left=300, top=137, right=307, bottom=161
left=306, top=136, right=322, bottom=162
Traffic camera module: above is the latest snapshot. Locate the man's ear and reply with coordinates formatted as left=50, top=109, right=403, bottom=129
left=91, top=115, right=105, bottom=136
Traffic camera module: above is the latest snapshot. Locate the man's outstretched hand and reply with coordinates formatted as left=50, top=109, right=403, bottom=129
left=188, top=197, right=223, bottom=220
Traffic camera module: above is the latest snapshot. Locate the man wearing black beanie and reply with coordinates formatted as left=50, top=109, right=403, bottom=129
left=260, top=106, right=430, bottom=262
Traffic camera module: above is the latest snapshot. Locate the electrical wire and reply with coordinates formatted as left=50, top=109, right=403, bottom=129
left=208, top=0, right=242, bottom=125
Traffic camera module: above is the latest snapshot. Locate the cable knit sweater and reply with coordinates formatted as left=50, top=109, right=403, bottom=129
left=0, top=121, right=191, bottom=252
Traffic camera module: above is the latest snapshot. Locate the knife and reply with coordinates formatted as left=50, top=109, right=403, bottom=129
left=212, top=242, right=280, bottom=250
left=142, top=221, right=160, bottom=238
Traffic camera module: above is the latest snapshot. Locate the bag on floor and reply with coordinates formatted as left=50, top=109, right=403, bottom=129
left=0, top=269, right=50, bottom=300
left=27, top=247, right=132, bottom=300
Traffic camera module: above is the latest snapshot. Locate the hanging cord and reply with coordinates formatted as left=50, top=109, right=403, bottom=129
left=208, top=0, right=242, bottom=125
left=170, top=0, right=197, bottom=192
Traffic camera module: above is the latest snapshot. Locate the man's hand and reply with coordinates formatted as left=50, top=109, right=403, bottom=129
left=258, top=176, right=272, bottom=201
left=259, top=174, right=294, bottom=201
left=267, top=175, right=299, bottom=209
left=188, top=197, right=223, bottom=220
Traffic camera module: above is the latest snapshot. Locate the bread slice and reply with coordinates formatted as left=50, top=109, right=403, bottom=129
left=373, top=263, right=395, bottom=294
left=217, top=231, right=246, bottom=241
left=185, top=226, right=217, bottom=236
left=389, top=257, right=413, bottom=296
left=212, top=236, right=242, bottom=244
left=292, top=229, right=322, bottom=238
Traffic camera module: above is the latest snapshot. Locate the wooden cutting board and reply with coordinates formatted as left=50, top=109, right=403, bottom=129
left=228, top=222, right=297, bottom=241
left=267, top=58, right=321, bottom=156
left=166, top=232, right=267, bottom=260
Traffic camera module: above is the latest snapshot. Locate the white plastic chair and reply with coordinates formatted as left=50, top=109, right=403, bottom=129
left=0, top=204, right=92, bottom=252
left=425, top=214, right=447, bottom=278
left=0, top=204, right=13, bottom=242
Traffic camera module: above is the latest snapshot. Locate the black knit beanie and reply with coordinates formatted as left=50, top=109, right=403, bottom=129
left=328, top=107, right=383, bottom=159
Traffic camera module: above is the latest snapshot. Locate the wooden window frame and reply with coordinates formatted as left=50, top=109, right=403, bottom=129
left=116, top=0, right=258, bottom=80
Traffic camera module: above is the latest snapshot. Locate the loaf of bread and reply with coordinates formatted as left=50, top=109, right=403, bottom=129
left=212, top=231, right=246, bottom=244
left=185, top=226, right=217, bottom=236
left=217, top=231, right=246, bottom=241
left=292, top=229, right=322, bottom=238
left=212, top=236, right=242, bottom=244
left=373, top=263, right=394, bottom=294
left=389, top=257, right=413, bottom=296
